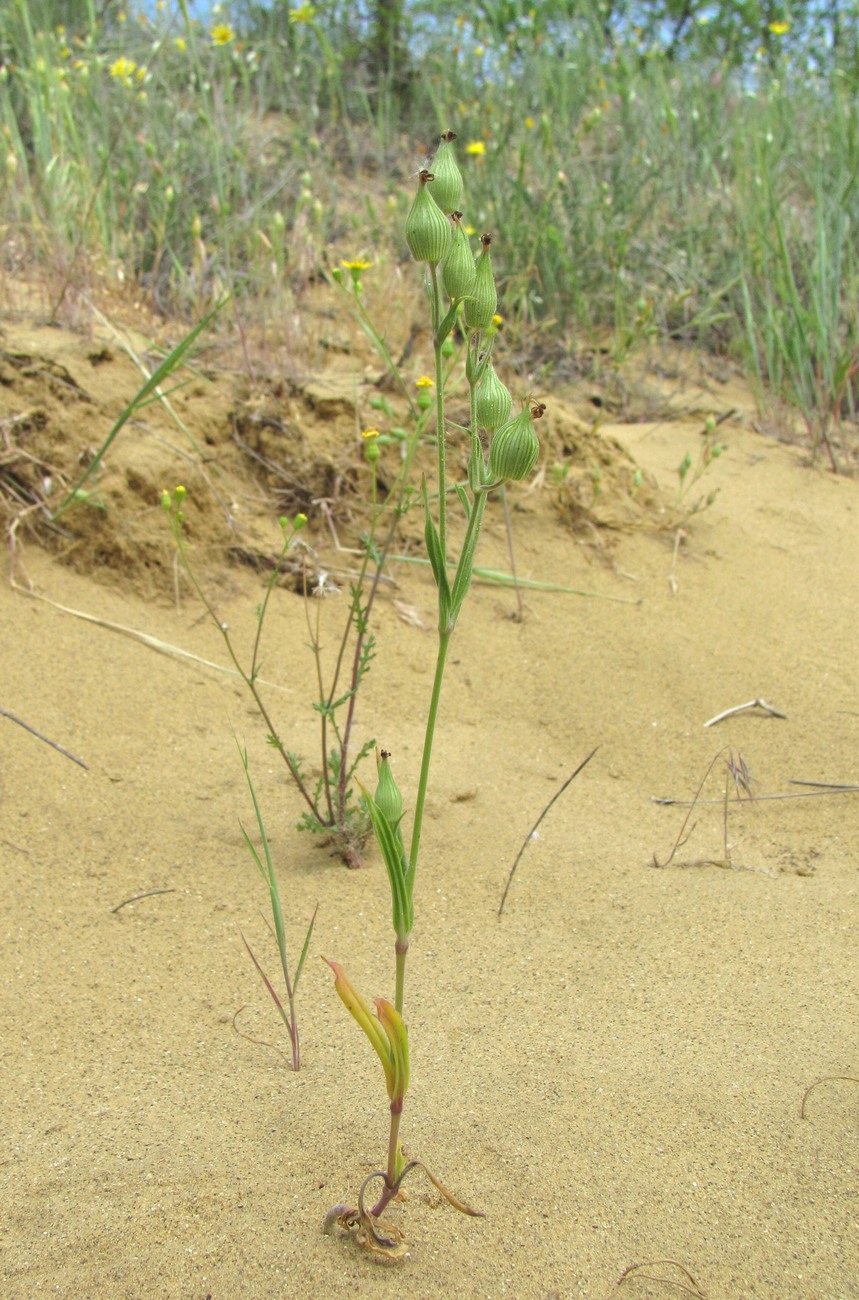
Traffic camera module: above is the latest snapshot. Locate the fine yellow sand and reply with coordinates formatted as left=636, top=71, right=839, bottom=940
left=1, top=318, right=856, bottom=1298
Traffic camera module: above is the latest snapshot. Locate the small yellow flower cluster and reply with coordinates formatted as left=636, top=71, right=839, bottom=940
left=109, top=55, right=136, bottom=81
left=211, top=23, right=235, bottom=46
left=337, top=257, right=373, bottom=291
left=415, top=375, right=434, bottom=411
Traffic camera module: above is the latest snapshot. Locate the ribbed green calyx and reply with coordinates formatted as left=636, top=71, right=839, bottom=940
left=489, top=402, right=545, bottom=482
left=427, top=131, right=462, bottom=215
left=475, top=361, right=512, bottom=433
left=442, top=212, right=477, bottom=300
left=374, top=749, right=404, bottom=826
left=405, top=170, right=452, bottom=265
left=463, top=234, right=497, bottom=331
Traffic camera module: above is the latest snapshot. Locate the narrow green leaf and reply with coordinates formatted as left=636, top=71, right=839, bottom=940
left=293, top=902, right=319, bottom=992
left=51, top=296, right=230, bottom=520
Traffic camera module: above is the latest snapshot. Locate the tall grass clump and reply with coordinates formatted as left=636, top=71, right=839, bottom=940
left=733, top=77, right=858, bottom=466
left=0, top=0, right=379, bottom=317
left=1, top=2, right=856, bottom=449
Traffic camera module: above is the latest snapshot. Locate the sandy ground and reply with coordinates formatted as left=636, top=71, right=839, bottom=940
left=0, top=315, right=857, bottom=1299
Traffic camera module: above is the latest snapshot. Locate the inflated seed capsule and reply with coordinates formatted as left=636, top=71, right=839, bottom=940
left=427, top=131, right=463, bottom=215
left=374, top=749, right=404, bottom=826
left=405, top=170, right=453, bottom=264
left=463, top=234, right=497, bottom=331
left=442, top=212, right=477, bottom=300
left=475, top=360, right=512, bottom=433
left=489, top=402, right=545, bottom=482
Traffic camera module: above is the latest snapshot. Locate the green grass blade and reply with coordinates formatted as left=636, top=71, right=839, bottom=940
left=51, top=296, right=229, bottom=520
left=293, top=902, right=319, bottom=993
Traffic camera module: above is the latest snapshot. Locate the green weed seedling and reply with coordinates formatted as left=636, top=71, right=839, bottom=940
left=670, top=414, right=724, bottom=525
left=163, top=486, right=381, bottom=865
left=322, top=133, right=545, bottom=1260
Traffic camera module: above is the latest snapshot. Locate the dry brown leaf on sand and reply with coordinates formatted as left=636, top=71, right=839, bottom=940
left=392, top=598, right=425, bottom=629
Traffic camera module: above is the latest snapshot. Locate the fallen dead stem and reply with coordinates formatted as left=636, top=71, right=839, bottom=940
left=650, top=748, right=786, bottom=876
left=800, top=1075, right=859, bottom=1120
left=615, top=1258, right=708, bottom=1297
left=0, top=706, right=89, bottom=769
left=498, top=747, right=598, bottom=916
left=231, top=1004, right=292, bottom=1068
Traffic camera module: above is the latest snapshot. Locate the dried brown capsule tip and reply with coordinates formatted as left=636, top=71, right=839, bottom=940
left=440, top=130, right=457, bottom=144
left=532, top=403, right=547, bottom=420
left=480, top=233, right=492, bottom=248
left=418, top=169, right=434, bottom=184
left=451, top=211, right=463, bottom=222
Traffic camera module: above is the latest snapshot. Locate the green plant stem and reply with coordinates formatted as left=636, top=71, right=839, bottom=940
left=302, top=570, right=336, bottom=824
left=394, top=936, right=409, bottom=1017
left=330, top=464, right=380, bottom=825
left=385, top=1108, right=403, bottom=1187
left=369, top=1101, right=404, bottom=1220
left=406, top=631, right=451, bottom=924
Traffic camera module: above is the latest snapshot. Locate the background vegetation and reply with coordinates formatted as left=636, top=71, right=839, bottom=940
left=1, top=0, right=857, bottom=452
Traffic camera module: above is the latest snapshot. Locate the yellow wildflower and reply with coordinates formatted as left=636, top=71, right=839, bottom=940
left=465, top=140, right=486, bottom=156
left=211, top=23, right=235, bottom=45
left=415, top=376, right=434, bottom=389
left=525, top=116, right=535, bottom=129
left=340, top=258, right=373, bottom=271
left=109, top=56, right=136, bottom=80
left=174, top=36, right=187, bottom=52
left=361, top=428, right=380, bottom=440
left=768, top=20, right=790, bottom=35
left=289, top=4, right=316, bottom=22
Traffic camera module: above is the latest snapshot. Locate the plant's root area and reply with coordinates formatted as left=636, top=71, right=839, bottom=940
left=322, top=1199, right=409, bottom=1263
left=323, top=1157, right=484, bottom=1263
